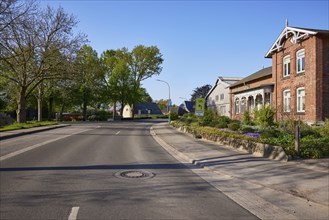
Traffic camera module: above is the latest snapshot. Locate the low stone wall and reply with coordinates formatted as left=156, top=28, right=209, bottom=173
left=175, top=125, right=289, bottom=162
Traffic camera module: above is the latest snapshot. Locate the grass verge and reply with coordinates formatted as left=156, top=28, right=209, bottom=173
left=0, top=121, right=58, bottom=132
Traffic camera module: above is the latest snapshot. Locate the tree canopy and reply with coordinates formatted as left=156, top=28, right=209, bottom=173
left=190, top=84, right=212, bottom=102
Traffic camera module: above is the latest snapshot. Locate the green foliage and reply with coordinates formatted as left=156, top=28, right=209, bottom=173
left=240, top=125, right=256, bottom=134
left=300, top=136, right=329, bottom=158
left=201, top=109, right=215, bottom=126
left=190, top=84, right=212, bottom=102
left=243, top=111, right=252, bottom=125
left=253, top=106, right=275, bottom=128
left=318, top=118, right=329, bottom=137
left=180, top=113, right=198, bottom=125
left=227, top=121, right=241, bottom=131
left=170, top=112, right=179, bottom=121
left=260, top=128, right=280, bottom=138
left=0, top=121, right=57, bottom=131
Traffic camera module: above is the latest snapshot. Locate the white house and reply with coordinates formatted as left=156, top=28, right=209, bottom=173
left=206, top=77, right=242, bottom=117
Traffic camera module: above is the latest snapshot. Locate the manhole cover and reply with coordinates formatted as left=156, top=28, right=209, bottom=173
left=114, top=170, right=155, bottom=179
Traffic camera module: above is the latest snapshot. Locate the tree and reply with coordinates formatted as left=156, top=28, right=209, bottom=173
left=0, top=0, right=36, bottom=32
left=0, top=3, right=86, bottom=122
left=72, top=45, right=104, bottom=121
left=127, top=45, right=163, bottom=115
left=108, top=59, right=135, bottom=116
left=190, top=84, right=212, bottom=102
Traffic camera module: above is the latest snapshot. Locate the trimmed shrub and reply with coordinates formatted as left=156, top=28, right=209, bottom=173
left=228, top=121, right=241, bottom=131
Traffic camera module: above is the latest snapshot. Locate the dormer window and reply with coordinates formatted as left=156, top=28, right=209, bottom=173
left=283, top=55, right=290, bottom=77
left=297, top=49, right=305, bottom=74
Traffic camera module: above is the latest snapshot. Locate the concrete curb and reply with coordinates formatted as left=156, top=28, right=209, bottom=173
left=0, top=124, right=71, bottom=140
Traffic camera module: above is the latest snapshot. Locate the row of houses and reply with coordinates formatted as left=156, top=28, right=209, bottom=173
left=206, top=23, right=329, bottom=124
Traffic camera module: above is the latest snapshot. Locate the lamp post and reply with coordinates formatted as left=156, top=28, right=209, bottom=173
left=156, top=79, right=171, bottom=123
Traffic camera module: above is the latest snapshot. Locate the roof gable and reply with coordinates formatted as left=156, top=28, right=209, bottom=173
left=206, top=76, right=242, bottom=98
left=265, top=26, right=320, bottom=58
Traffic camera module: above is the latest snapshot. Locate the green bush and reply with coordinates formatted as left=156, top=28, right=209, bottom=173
left=261, top=128, right=280, bottom=138
left=228, top=121, right=241, bottom=131
left=318, top=118, right=329, bottom=137
left=240, top=125, right=256, bottom=133
left=170, top=112, right=179, bottom=121
left=201, top=109, right=215, bottom=126
left=253, top=106, right=275, bottom=128
left=243, top=111, right=252, bottom=125
left=95, top=110, right=112, bottom=121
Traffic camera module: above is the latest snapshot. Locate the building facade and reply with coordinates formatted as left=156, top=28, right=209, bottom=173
left=206, top=77, right=242, bottom=117
left=229, top=67, right=274, bottom=120
left=265, top=25, right=329, bottom=124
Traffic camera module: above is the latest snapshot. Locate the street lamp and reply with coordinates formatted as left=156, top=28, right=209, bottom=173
left=156, top=79, right=171, bottom=123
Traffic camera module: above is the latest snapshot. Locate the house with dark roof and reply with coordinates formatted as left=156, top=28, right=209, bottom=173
left=228, top=67, right=274, bottom=120
left=265, top=23, right=329, bottom=124
left=122, top=102, right=163, bottom=118
left=206, top=77, right=242, bottom=117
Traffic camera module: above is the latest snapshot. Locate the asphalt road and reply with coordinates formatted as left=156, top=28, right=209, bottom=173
left=0, top=121, right=258, bottom=220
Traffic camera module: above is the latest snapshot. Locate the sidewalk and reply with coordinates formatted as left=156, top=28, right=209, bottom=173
left=0, top=124, right=70, bottom=140
left=152, top=123, right=329, bottom=220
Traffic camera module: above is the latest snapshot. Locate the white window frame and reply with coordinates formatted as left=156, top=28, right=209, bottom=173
left=296, top=49, right=305, bottom=74
left=283, top=89, right=291, bottom=112
left=296, top=87, right=305, bottom=113
left=240, top=98, right=245, bottom=113
left=235, top=98, right=239, bottom=114
left=283, top=55, right=290, bottom=77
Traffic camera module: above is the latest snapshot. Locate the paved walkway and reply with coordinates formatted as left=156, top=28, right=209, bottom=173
left=152, top=123, right=329, bottom=220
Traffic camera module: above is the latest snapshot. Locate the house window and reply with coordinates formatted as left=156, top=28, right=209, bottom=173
left=297, top=49, right=305, bottom=74
left=220, top=94, right=224, bottom=100
left=283, top=55, right=290, bottom=77
left=283, top=90, right=291, bottom=112
left=296, top=87, right=305, bottom=112
left=240, top=97, right=246, bottom=113
left=235, top=98, right=239, bottom=114
left=215, top=95, right=219, bottom=101
left=220, top=106, right=226, bottom=115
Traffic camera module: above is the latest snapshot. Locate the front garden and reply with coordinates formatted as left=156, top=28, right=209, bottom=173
left=170, top=107, right=329, bottom=159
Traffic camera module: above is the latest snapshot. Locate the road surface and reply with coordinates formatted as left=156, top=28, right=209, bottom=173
left=0, top=121, right=257, bottom=219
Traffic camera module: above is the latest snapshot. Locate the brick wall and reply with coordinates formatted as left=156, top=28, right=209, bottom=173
left=273, top=35, right=329, bottom=124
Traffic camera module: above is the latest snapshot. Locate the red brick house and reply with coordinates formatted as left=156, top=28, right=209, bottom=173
left=266, top=24, right=329, bottom=124
left=229, top=23, right=329, bottom=124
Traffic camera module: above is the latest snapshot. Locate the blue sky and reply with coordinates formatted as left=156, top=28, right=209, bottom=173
left=41, top=0, right=328, bottom=105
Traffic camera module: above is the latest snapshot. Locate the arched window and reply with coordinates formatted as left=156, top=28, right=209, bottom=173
left=235, top=98, right=239, bottom=114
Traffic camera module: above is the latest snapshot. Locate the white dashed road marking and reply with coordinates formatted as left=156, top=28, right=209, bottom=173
left=68, top=207, right=80, bottom=220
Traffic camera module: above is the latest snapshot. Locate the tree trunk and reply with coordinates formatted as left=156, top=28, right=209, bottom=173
left=83, top=102, right=87, bottom=121
left=16, top=88, right=27, bottom=123
left=37, top=89, right=43, bottom=121
left=113, top=102, right=116, bottom=119
left=59, top=100, right=65, bottom=121
left=48, top=96, right=53, bottom=120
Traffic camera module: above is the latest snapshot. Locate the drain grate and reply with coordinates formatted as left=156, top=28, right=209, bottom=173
left=114, top=170, right=155, bottom=179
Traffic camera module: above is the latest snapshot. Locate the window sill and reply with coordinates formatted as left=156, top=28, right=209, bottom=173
left=283, top=76, right=290, bottom=80
left=296, top=112, right=305, bottom=115
left=296, top=72, right=305, bottom=76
